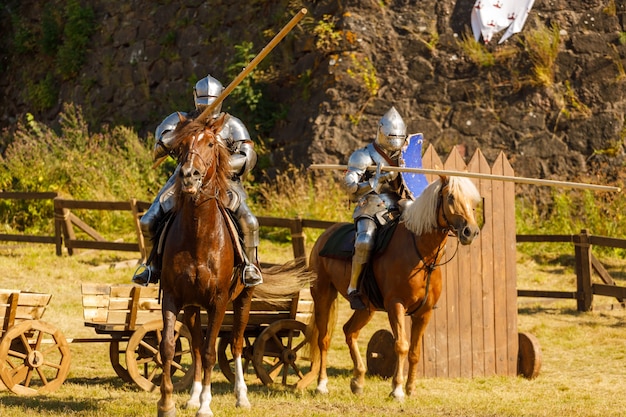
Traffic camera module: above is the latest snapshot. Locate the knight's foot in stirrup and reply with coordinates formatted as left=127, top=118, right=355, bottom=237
left=347, top=290, right=366, bottom=310
left=243, top=265, right=263, bottom=287
left=132, top=265, right=159, bottom=286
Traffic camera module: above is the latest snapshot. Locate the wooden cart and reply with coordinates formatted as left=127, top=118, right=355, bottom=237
left=82, top=283, right=313, bottom=392
left=0, top=289, right=71, bottom=396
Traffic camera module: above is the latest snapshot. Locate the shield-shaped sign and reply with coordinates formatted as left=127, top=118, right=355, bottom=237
left=400, top=133, right=428, bottom=199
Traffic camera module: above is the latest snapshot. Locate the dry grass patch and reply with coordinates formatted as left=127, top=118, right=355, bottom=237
left=0, top=245, right=625, bottom=416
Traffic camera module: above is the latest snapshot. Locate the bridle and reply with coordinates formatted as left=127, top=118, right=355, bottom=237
left=407, top=185, right=459, bottom=316
left=179, top=130, right=219, bottom=198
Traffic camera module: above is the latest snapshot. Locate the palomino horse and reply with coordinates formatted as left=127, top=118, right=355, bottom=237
left=306, top=175, right=482, bottom=400
left=158, top=113, right=251, bottom=417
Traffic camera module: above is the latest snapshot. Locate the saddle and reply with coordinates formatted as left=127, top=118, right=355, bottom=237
left=151, top=207, right=247, bottom=285
left=319, top=219, right=399, bottom=310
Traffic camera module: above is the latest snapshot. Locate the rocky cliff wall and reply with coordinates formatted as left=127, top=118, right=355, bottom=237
left=1, top=0, right=625, bottom=200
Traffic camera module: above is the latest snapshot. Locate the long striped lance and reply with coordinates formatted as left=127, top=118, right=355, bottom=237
left=308, top=164, right=621, bottom=193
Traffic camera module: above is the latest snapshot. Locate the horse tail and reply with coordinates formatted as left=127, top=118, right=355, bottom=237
left=304, top=288, right=338, bottom=371
left=254, top=260, right=313, bottom=300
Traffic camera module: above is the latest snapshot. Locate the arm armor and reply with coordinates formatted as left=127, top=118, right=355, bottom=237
left=219, top=114, right=256, bottom=178
left=342, top=148, right=374, bottom=202
left=153, top=112, right=187, bottom=160
left=229, top=141, right=257, bottom=177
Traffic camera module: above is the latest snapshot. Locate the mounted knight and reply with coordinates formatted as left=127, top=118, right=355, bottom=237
left=343, top=106, right=415, bottom=309
left=132, top=74, right=263, bottom=287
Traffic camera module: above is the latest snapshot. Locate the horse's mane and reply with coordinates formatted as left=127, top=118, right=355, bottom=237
left=170, top=114, right=231, bottom=206
left=401, top=176, right=481, bottom=235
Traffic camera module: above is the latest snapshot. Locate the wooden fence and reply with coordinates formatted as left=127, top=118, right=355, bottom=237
left=517, top=230, right=626, bottom=312
left=0, top=192, right=335, bottom=262
left=0, top=145, right=623, bottom=378
left=0, top=192, right=59, bottom=245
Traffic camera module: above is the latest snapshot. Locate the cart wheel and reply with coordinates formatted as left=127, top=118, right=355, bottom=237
left=366, top=329, right=396, bottom=379
left=0, top=320, right=71, bottom=395
left=109, top=340, right=133, bottom=384
left=517, top=332, right=542, bottom=379
left=252, top=319, right=311, bottom=387
left=217, top=335, right=255, bottom=383
left=125, top=319, right=194, bottom=392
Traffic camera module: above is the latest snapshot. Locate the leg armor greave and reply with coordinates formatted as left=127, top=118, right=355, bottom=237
left=139, top=172, right=178, bottom=261
left=235, top=199, right=260, bottom=252
left=354, top=217, right=376, bottom=265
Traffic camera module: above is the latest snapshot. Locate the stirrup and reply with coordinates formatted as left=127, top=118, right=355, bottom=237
left=242, top=264, right=263, bottom=287
left=347, top=290, right=367, bottom=310
left=132, top=264, right=154, bottom=286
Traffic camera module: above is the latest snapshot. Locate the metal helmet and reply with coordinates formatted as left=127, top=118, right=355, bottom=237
left=375, top=106, right=407, bottom=153
left=193, top=74, right=224, bottom=116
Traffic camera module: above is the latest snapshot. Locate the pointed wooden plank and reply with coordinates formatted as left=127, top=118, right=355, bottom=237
left=420, top=146, right=443, bottom=378
left=500, top=153, right=518, bottom=376
left=425, top=147, right=449, bottom=378
left=443, top=147, right=468, bottom=378
left=475, top=151, right=496, bottom=377
left=491, top=152, right=509, bottom=375
left=467, top=150, right=489, bottom=377
left=422, top=144, right=444, bottom=184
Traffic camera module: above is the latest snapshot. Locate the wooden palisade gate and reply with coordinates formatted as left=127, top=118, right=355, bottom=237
left=414, top=145, right=518, bottom=378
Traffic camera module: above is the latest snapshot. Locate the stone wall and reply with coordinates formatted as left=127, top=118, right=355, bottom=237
left=1, top=0, right=625, bottom=195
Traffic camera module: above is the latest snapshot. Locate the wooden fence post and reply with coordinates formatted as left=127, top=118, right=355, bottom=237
left=53, top=198, right=75, bottom=256
left=290, top=216, right=306, bottom=264
left=574, top=229, right=593, bottom=312
left=130, top=199, right=146, bottom=263
left=53, top=198, right=64, bottom=256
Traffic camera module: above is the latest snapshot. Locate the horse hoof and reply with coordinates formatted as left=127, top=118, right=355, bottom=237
left=389, top=388, right=406, bottom=402
left=157, top=407, right=177, bottom=417
left=195, top=411, right=214, bottom=417
left=350, top=378, right=364, bottom=395
left=316, top=379, right=329, bottom=395
left=236, top=398, right=251, bottom=409
left=185, top=400, right=200, bottom=409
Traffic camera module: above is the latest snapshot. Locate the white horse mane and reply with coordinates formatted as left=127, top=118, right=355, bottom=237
left=401, top=176, right=482, bottom=235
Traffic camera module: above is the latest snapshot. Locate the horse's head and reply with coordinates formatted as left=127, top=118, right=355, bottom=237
left=438, top=175, right=481, bottom=245
left=169, top=113, right=230, bottom=203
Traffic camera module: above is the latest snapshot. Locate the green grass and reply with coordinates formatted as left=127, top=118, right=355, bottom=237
left=0, top=244, right=625, bottom=416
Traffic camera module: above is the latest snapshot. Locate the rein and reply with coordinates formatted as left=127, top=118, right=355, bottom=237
left=406, top=188, right=459, bottom=316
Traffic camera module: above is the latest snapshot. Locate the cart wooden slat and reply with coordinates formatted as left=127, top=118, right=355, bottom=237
left=81, top=282, right=313, bottom=391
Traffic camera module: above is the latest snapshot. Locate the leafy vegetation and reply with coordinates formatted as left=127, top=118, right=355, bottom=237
left=1, top=105, right=625, bottom=256
left=0, top=104, right=166, bottom=235
left=223, top=40, right=288, bottom=151
left=458, top=32, right=496, bottom=67
left=521, top=23, right=561, bottom=88
left=8, top=0, right=95, bottom=110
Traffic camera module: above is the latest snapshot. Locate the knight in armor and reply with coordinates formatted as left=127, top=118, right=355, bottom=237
left=342, top=107, right=412, bottom=310
left=132, top=74, right=263, bottom=287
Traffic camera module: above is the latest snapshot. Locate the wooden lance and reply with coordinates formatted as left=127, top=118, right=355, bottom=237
left=153, top=8, right=308, bottom=168
left=308, top=164, right=621, bottom=193
left=197, top=8, right=308, bottom=123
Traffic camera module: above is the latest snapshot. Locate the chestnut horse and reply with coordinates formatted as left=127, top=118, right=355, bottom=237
left=157, top=113, right=251, bottom=417
left=306, top=175, right=482, bottom=400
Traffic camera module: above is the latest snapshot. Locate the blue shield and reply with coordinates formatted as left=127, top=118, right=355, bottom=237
left=400, top=133, right=428, bottom=199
